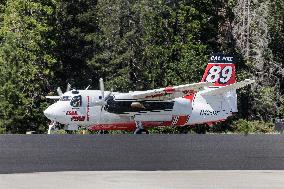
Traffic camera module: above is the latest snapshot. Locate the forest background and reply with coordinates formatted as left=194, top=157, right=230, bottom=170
left=0, top=0, right=283, bottom=134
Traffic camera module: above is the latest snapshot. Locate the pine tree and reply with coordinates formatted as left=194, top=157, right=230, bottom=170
left=53, top=0, right=99, bottom=89
left=90, top=0, right=221, bottom=91
left=0, top=0, right=57, bottom=133
left=232, top=0, right=283, bottom=121
left=141, top=0, right=219, bottom=87
left=89, top=0, right=148, bottom=91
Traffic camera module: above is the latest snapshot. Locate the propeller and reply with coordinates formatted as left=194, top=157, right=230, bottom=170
left=100, top=78, right=105, bottom=99
left=95, top=78, right=113, bottom=108
left=46, top=83, right=72, bottom=100
left=66, top=83, right=71, bottom=92
left=57, top=87, right=63, bottom=97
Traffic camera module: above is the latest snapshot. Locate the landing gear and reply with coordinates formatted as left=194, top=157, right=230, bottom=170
left=134, top=121, right=149, bottom=134
left=99, top=130, right=109, bottom=134
left=134, top=128, right=149, bottom=134
left=48, top=122, right=56, bottom=134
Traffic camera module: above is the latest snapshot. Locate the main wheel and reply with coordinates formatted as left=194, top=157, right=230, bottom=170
left=134, top=128, right=149, bottom=134
left=99, top=130, right=109, bottom=134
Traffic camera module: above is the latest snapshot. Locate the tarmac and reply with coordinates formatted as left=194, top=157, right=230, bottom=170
left=1, top=171, right=284, bottom=189
left=1, top=135, right=284, bottom=173
left=1, top=135, right=284, bottom=188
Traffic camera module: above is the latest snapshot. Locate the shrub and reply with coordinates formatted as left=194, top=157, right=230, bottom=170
left=232, top=119, right=274, bottom=134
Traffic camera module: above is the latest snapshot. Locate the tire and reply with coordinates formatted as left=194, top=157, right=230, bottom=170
left=99, top=130, right=109, bottom=134
left=134, top=128, right=149, bottom=134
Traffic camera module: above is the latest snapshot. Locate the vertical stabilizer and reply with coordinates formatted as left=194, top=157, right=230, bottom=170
left=201, top=53, right=238, bottom=112
left=201, top=53, right=236, bottom=86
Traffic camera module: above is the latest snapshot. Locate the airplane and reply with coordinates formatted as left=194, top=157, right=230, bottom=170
left=44, top=53, right=254, bottom=134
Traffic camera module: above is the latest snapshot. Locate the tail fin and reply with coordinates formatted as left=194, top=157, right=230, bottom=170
left=201, top=53, right=236, bottom=87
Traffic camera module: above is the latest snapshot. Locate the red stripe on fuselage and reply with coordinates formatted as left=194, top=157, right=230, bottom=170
left=184, top=93, right=196, bottom=102
left=179, top=92, right=196, bottom=124
left=88, top=121, right=167, bottom=131
left=175, top=115, right=189, bottom=125
left=86, top=96, right=90, bottom=121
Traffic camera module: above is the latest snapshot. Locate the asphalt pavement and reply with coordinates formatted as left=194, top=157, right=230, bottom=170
left=1, top=171, right=284, bottom=189
left=1, top=134, right=284, bottom=173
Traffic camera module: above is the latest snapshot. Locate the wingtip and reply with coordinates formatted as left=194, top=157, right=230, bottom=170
left=46, top=96, right=61, bottom=100
left=244, top=79, right=255, bottom=84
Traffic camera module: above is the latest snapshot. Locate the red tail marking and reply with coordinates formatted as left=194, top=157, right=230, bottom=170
left=201, top=63, right=236, bottom=86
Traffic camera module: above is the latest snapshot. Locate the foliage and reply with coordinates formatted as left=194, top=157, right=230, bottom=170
left=89, top=0, right=219, bottom=91
left=280, top=95, right=284, bottom=118
left=0, top=0, right=57, bottom=133
left=231, top=119, right=274, bottom=134
left=53, top=0, right=99, bottom=89
left=232, top=0, right=284, bottom=121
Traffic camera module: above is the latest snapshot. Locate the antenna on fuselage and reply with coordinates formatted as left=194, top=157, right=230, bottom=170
left=85, top=85, right=90, bottom=90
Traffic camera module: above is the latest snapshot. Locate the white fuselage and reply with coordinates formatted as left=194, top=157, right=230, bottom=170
left=44, top=88, right=235, bottom=131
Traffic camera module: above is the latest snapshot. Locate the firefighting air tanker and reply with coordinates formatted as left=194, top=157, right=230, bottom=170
left=44, top=54, right=254, bottom=134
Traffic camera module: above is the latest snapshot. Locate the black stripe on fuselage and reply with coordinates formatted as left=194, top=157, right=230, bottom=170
left=105, top=98, right=174, bottom=114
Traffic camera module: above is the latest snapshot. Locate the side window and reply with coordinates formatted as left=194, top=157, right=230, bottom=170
left=61, top=96, right=71, bottom=101
left=70, top=95, right=82, bottom=107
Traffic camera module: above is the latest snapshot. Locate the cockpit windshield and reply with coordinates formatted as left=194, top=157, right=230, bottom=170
left=61, top=96, right=71, bottom=101
left=70, top=95, right=82, bottom=107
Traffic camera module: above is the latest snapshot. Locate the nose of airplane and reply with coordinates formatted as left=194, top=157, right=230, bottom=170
left=44, top=104, right=57, bottom=121
left=44, top=108, right=53, bottom=120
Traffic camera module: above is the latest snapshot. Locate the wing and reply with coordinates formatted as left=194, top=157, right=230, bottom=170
left=200, top=79, right=255, bottom=96
left=46, top=96, right=61, bottom=100
left=130, top=82, right=213, bottom=101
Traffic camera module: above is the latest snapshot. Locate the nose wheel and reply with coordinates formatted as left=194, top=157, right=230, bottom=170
left=48, top=122, right=57, bottom=134
left=134, top=121, right=149, bottom=134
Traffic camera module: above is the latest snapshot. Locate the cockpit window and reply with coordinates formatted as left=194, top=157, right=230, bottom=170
left=61, top=96, right=71, bottom=101
left=70, top=95, right=82, bottom=107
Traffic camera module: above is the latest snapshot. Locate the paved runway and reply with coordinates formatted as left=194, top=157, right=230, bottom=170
left=1, top=135, right=284, bottom=173
left=1, top=171, right=284, bottom=189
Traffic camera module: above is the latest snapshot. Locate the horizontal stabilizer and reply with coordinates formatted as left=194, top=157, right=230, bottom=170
left=201, top=79, right=255, bottom=96
left=46, top=96, right=61, bottom=100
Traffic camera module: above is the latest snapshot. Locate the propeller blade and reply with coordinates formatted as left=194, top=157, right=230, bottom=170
left=99, top=78, right=105, bottom=99
left=66, top=83, right=71, bottom=92
left=94, top=100, right=107, bottom=106
left=104, top=91, right=112, bottom=100
left=57, top=87, right=63, bottom=97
